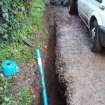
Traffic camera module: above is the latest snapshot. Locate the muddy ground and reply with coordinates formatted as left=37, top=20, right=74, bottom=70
left=45, top=6, right=67, bottom=105
left=46, top=5, right=105, bottom=105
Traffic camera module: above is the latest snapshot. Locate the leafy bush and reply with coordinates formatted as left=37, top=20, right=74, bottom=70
left=0, top=0, right=46, bottom=63
left=0, top=0, right=23, bottom=44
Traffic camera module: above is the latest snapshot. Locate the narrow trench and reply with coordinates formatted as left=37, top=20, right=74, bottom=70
left=39, top=7, right=67, bottom=105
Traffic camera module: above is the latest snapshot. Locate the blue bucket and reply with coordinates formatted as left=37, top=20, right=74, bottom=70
left=2, top=60, right=19, bottom=76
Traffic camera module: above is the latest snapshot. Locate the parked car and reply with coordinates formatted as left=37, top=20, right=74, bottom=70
left=69, top=0, right=105, bottom=52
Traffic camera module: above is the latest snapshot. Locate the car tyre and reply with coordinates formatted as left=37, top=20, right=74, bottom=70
left=90, top=20, right=102, bottom=52
left=69, top=0, right=78, bottom=15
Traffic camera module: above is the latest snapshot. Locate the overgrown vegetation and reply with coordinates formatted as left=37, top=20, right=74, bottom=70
left=19, top=87, right=34, bottom=105
left=0, top=0, right=47, bottom=104
left=0, top=0, right=21, bottom=43
left=0, top=0, right=47, bottom=63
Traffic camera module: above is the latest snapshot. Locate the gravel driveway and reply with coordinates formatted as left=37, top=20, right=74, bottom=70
left=54, top=6, right=105, bottom=105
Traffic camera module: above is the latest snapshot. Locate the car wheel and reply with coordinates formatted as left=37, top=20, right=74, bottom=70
left=90, top=20, right=102, bottom=52
left=68, top=0, right=78, bottom=14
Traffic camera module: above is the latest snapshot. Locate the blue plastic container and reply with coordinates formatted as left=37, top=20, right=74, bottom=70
left=2, top=60, right=19, bottom=76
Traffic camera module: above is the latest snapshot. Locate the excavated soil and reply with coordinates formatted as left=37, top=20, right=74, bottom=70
left=44, top=5, right=105, bottom=105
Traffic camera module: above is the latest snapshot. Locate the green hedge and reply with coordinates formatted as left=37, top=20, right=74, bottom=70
left=0, top=0, right=23, bottom=44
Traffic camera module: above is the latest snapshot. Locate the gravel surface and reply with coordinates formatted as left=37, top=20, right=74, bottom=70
left=54, top=6, right=105, bottom=105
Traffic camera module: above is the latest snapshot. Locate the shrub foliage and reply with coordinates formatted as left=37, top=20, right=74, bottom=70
left=0, top=0, right=46, bottom=104
left=0, top=0, right=23, bottom=44
left=0, top=0, right=45, bottom=62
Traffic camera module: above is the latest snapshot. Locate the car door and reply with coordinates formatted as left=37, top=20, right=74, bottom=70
left=103, top=0, right=105, bottom=5
left=96, top=0, right=105, bottom=11
left=78, top=0, right=95, bottom=25
left=95, top=0, right=105, bottom=26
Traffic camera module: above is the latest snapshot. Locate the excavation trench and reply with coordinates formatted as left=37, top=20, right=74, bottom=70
left=40, top=6, right=67, bottom=105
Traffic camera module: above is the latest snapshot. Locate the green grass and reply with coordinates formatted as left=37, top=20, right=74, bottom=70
left=0, top=77, right=17, bottom=105
left=19, top=87, right=34, bottom=105
left=0, top=0, right=47, bottom=64
left=0, top=0, right=47, bottom=104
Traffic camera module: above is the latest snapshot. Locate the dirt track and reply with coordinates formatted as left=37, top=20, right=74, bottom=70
left=52, top=6, right=105, bottom=105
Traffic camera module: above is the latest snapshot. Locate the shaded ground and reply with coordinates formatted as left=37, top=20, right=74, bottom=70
left=45, top=6, right=67, bottom=105
left=52, top=6, right=105, bottom=105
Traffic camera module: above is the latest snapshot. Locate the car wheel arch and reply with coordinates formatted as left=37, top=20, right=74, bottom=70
left=89, top=15, right=102, bottom=29
left=89, top=16, right=97, bottom=29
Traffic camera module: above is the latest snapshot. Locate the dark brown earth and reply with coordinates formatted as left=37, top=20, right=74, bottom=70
left=45, top=6, right=66, bottom=105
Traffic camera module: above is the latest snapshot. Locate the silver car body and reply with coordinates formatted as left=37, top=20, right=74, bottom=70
left=78, top=0, right=105, bottom=28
